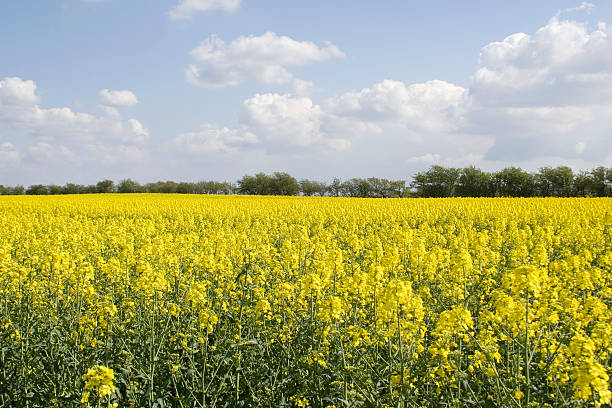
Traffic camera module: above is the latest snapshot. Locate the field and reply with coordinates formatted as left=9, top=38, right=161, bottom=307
left=0, top=195, right=610, bottom=407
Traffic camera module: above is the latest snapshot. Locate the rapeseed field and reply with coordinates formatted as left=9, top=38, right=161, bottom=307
left=0, top=195, right=610, bottom=407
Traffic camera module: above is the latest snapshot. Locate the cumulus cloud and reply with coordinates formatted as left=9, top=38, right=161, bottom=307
left=406, top=153, right=442, bottom=164
left=186, top=32, right=344, bottom=87
left=241, top=93, right=324, bottom=146
left=99, top=89, right=139, bottom=106
left=0, top=77, right=39, bottom=106
left=169, top=0, right=240, bottom=20
left=170, top=91, right=377, bottom=155
left=0, top=142, right=21, bottom=168
left=170, top=124, right=257, bottom=154
left=471, top=18, right=612, bottom=107
left=327, top=79, right=468, bottom=132
left=0, top=77, right=149, bottom=167
left=175, top=14, right=612, bottom=173
left=565, top=2, right=595, bottom=14
left=127, top=119, right=150, bottom=142
left=469, top=17, right=612, bottom=163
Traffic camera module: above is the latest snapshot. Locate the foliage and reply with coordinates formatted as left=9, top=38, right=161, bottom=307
left=2, top=166, right=611, bottom=198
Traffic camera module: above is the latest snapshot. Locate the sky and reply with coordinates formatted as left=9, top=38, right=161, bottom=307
left=1, top=0, right=611, bottom=185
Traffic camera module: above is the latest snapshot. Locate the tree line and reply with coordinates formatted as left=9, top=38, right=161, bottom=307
left=1, top=166, right=610, bottom=197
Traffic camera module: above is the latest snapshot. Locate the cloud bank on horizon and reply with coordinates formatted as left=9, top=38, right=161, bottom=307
left=0, top=2, right=611, bottom=184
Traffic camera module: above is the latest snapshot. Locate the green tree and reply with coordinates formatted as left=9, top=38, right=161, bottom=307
left=492, top=167, right=534, bottom=197
left=300, top=179, right=327, bottom=196
left=26, top=184, right=48, bottom=195
left=456, top=166, right=493, bottom=197
left=534, top=166, right=574, bottom=197
left=410, top=166, right=461, bottom=197
left=270, top=172, right=299, bottom=195
left=96, top=179, right=115, bottom=193
left=117, top=179, right=142, bottom=193
left=586, top=166, right=611, bottom=197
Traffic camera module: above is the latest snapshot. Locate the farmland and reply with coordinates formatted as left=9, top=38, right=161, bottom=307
left=0, top=195, right=610, bottom=407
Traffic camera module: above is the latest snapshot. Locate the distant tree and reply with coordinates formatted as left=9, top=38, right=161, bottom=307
left=237, top=175, right=259, bottom=195
left=300, top=179, right=327, bottom=196
left=26, top=184, right=48, bottom=195
left=159, top=181, right=178, bottom=194
left=411, top=166, right=461, bottom=197
left=327, top=178, right=342, bottom=197
left=11, top=186, right=25, bottom=195
left=456, top=166, right=493, bottom=197
left=365, top=178, right=405, bottom=198
left=340, top=178, right=372, bottom=197
left=117, top=179, right=142, bottom=193
left=586, top=166, right=611, bottom=197
left=534, top=166, right=574, bottom=197
left=48, top=185, right=64, bottom=195
left=176, top=182, right=196, bottom=194
left=63, top=183, right=86, bottom=194
left=573, top=171, right=591, bottom=197
left=196, top=181, right=229, bottom=194
left=270, top=172, right=299, bottom=196
left=96, top=179, right=115, bottom=193
left=492, top=167, right=534, bottom=197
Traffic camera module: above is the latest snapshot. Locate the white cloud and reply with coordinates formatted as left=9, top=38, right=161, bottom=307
left=128, top=119, right=150, bottom=142
left=171, top=91, right=373, bottom=156
left=326, top=138, right=351, bottom=151
left=406, top=153, right=441, bottom=164
left=469, top=17, right=612, bottom=162
left=169, top=0, right=240, bottom=20
left=170, top=124, right=257, bottom=154
left=0, top=142, right=21, bottom=168
left=292, top=79, right=317, bottom=97
left=471, top=18, right=612, bottom=107
left=0, top=77, right=149, bottom=167
left=0, top=77, right=39, bottom=105
left=86, top=144, right=147, bottom=164
left=99, top=89, right=139, bottom=106
left=173, top=16, right=612, bottom=173
left=186, top=32, right=344, bottom=87
left=565, top=2, right=595, bottom=14
left=28, top=142, right=78, bottom=163
left=327, top=79, right=468, bottom=132
left=241, top=93, right=324, bottom=146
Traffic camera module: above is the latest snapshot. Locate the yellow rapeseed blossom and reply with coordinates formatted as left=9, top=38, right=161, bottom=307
left=0, top=195, right=609, bottom=406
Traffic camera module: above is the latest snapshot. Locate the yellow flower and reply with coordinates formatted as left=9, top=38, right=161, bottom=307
left=82, top=365, right=115, bottom=399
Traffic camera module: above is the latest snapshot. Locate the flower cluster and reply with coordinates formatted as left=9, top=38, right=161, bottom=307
left=0, top=195, right=609, bottom=407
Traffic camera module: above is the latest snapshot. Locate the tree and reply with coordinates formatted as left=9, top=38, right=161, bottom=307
left=492, top=167, right=534, bottom=197
left=237, top=175, right=259, bottom=195
left=48, top=185, right=64, bottom=195
left=573, top=171, right=590, bottom=197
left=456, top=166, right=493, bottom=197
left=327, top=178, right=342, bottom=197
left=586, top=166, right=611, bottom=197
left=176, top=182, right=196, bottom=194
left=96, top=179, right=115, bottom=193
left=117, top=179, right=142, bottom=193
left=300, top=179, right=327, bottom=196
left=534, top=166, right=574, bottom=197
left=270, top=172, right=299, bottom=196
left=64, top=183, right=86, bottom=194
left=410, top=166, right=461, bottom=197
left=11, top=186, right=25, bottom=195
left=26, top=184, right=48, bottom=195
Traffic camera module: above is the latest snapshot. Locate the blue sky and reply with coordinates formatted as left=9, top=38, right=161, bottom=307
left=1, top=1, right=611, bottom=185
